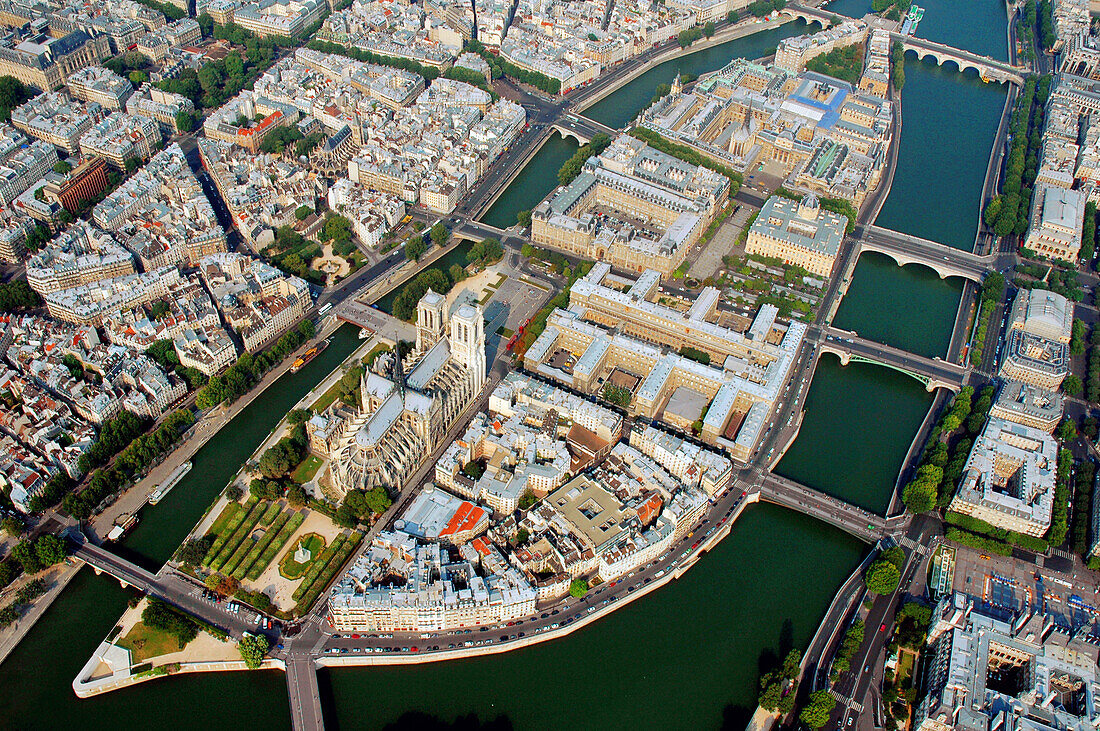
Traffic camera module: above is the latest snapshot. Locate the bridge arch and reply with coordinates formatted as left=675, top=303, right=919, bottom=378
left=553, top=126, right=590, bottom=146
left=856, top=247, right=980, bottom=282
left=818, top=347, right=960, bottom=393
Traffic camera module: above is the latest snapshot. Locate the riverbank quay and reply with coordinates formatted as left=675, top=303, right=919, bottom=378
left=572, top=16, right=794, bottom=114
left=0, top=561, right=81, bottom=667
left=311, top=491, right=763, bottom=671
left=86, top=331, right=337, bottom=545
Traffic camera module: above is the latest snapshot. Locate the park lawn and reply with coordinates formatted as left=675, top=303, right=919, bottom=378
left=310, top=378, right=345, bottom=412
left=291, top=455, right=323, bottom=484
left=208, top=502, right=242, bottom=538
left=895, top=649, right=916, bottom=685
left=279, top=533, right=326, bottom=580
left=117, top=622, right=187, bottom=663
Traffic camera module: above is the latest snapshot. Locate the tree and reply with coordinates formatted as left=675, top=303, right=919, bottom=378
left=1056, top=418, right=1078, bottom=443
left=865, top=559, right=901, bottom=595
left=404, top=236, right=427, bottom=262
left=179, top=535, right=214, bottom=565
left=34, top=535, right=66, bottom=567
left=286, top=484, right=307, bottom=507
left=0, top=76, right=29, bottom=122
left=800, top=690, right=837, bottom=729
left=517, top=209, right=532, bottom=227
left=53, top=160, right=72, bottom=175
left=1064, top=375, right=1083, bottom=397
left=569, top=577, right=589, bottom=598
left=727, top=9, right=740, bottom=22
left=12, top=539, right=42, bottom=574
left=295, top=205, right=312, bottom=221
left=142, top=598, right=199, bottom=646
left=430, top=222, right=449, bottom=246
left=238, top=633, right=269, bottom=669
left=518, top=488, right=538, bottom=510
left=703, top=20, right=716, bottom=37
left=175, top=109, right=197, bottom=133
left=2, top=516, right=23, bottom=537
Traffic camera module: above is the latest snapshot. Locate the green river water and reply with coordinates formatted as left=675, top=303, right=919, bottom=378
left=0, top=3, right=1012, bottom=725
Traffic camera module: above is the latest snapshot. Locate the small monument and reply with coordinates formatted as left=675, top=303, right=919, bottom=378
left=293, top=540, right=313, bottom=564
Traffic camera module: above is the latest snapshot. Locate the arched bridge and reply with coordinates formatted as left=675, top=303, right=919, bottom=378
left=819, top=326, right=969, bottom=392
left=854, top=224, right=999, bottom=282
left=779, top=4, right=1025, bottom=86
left=897, top=35, right=1026, bottom=86
left=552, top=114, right=619, bottom=145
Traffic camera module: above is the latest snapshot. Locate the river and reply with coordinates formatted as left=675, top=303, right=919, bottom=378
left=481, top=132, right=580, bottom=229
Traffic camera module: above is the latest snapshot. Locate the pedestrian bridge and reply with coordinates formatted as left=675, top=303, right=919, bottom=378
left=819, top=327, right=969, bottom=392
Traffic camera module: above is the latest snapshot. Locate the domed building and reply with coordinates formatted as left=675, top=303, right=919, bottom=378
left=327, top=289, right=485, bottom=498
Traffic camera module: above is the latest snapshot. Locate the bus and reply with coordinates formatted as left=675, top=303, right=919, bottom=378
left=318, top=303, right=333, bottom=317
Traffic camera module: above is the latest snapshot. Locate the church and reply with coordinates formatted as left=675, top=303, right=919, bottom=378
left=327, top=289, right=485, bottom=498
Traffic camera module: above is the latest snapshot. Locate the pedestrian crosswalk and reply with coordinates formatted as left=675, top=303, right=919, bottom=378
left=828, top=690, right=864, bottom=713
left=899, top=536, right=929, bottom=555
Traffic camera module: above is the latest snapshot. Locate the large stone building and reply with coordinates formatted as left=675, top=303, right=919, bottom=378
left=916, top=592, right=1100, bottom=731
left=989, top=380, right=1064, bottom=433
left=328, top=529, right=536, bottom=632
left=531, top=134, right=729, bottom=278
left=745, top=194, right=846, bottom=277
left=638, top=59, right=893, bottom=207
left=999, top=288, right=1073, bottom=389
left=0, top=30, right=110, bottom=91
left=522, top=263, right=804, bottom=461
left=327, top=291, right=486, bottom=497
left=949, top=417, right=1058, bottom=537
left=1024, top=183, right=1085, bottom=261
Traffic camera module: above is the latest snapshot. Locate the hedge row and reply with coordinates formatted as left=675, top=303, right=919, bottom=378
left=203, top=498, right=256, bottom=564
left=210, top=501, right=267, bottom=571
left=295, top=534, right=362, bottom=612
left=944, top=528, right=1013, bottom=556
left=247, top=512, right=304, bottom=581
left=944, top=511, right=1048, bottom=552
left=292, top=534, right=348, bottom=602
left=258, top=502, right=282, bottom=527
left=232, top=510, right=292, bottom=581
left=207, top=502, right=242, bottom=539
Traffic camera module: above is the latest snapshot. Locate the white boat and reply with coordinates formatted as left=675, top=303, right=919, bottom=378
left=358, top=328, right=372, bottom=339
left=148, top=461, right=192, bottom=505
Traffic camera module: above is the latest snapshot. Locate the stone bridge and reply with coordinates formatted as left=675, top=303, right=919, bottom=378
left=780, top=4, right=1025, bottom=86
left=897, top=35, right=1026, bottom=86
left=552, top=114, right=620, bottom=145
left=854, top=224, right=998, bottom=282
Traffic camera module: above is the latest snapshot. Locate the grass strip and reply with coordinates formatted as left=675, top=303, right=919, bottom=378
left=247, top=512, right=304, bottom=581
